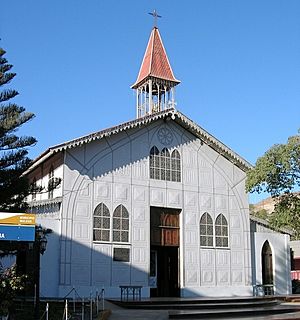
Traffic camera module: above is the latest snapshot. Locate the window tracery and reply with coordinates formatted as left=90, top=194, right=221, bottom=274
left=93, top=203, right=110, bottom=241
left=215, top=214, right=228, bottom=247
left=200, top=212, right=214, bottom=247
left=149, top=146, right=181, bottom=182
left=113, top=204, right=129, bottom=242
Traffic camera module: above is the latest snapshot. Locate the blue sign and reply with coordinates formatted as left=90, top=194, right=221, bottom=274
left=0, top=225, right=35, bottom=241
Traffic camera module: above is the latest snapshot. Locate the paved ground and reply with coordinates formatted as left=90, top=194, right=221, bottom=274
left=104, top=301, right=300, bottom=320
left=104, top=300, right=169, bottom=320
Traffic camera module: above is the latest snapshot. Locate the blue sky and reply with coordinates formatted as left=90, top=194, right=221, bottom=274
left=1, top=0, right=300, bottom=203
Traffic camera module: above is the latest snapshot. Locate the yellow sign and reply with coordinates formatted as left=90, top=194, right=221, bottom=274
left=0, top=213, right=36, bottom=226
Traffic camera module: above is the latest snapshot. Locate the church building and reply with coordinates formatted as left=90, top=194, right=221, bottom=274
left=24, top=23, right=292, bottom=298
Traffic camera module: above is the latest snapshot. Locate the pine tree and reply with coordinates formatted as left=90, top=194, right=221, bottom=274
left=0, top=48, right=36, bottom=212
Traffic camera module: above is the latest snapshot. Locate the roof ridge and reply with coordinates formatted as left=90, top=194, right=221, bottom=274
left=24, top=108, right=252, bottom=175
left=149, top=27, right=155, bottom=78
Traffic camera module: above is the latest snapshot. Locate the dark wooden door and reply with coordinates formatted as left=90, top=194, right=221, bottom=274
left=150, top=207, right=180, bottom=246
left=150, top=207, right=180, bottom=297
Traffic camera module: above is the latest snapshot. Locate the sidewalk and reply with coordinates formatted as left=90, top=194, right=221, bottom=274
left=104, top=300, right=169, bottom=320
left=103, top=300, right=300, bottom=320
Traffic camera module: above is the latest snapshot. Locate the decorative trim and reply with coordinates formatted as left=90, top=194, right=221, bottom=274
left=24, top=108, right=252, bottom=174
left=28, top=196, right=63, bottom=208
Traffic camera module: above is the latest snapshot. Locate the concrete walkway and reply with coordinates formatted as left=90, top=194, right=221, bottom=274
left=104, top=300, right=300, bottom=320
left=104, top=300, right=169, bottom=320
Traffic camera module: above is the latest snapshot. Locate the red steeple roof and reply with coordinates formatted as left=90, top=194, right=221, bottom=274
left=131, top=27, right=180, bottom=88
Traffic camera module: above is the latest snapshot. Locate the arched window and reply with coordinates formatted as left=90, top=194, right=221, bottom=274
left=200, top=212, right=213, bottom=247
left=48, top=166, right=54, bottom=199
left=150, top=146, right=160, bottom=180
left=113, top=205, right=129, bottom=242
left=149, top=146, right=181, bottom=182
left=262, top=240, right=273, bottom=285
left=32, top=177, right=37, bottom=201
left=93, top=203, right=110, bottom=241
left=161, top=148, right=170, bottom=181
left=171, top=149, right=181, bottom=182
left=215, top=214, right=228, bottom=247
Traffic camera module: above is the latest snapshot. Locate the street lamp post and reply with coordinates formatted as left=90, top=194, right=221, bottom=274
left=34, top=226, right=47, bottom=320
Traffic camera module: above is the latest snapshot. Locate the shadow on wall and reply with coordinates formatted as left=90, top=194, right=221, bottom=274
left=38, top=229, right=160, bottom=299
left=38, top=230, right=250, bottom=299
left=27, top=119, right=253, bottom=299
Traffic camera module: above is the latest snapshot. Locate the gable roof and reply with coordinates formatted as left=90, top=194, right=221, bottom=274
left=24, top=108, right=252, bottom=175
left=250, top=214, right=293, bottom=236
left=131, top=27, right=180, bottom=89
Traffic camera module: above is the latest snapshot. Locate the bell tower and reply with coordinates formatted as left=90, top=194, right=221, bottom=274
left=131, top=12, right=180, bottom=118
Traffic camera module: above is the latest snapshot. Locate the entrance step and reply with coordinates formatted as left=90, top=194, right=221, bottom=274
left=111, top=299, right=280, bottom=310
left=108, top=297, right=300, bottom=319
left=168, top=305, right=300, bottom=319
left=109, top=296, right=284, bottom=309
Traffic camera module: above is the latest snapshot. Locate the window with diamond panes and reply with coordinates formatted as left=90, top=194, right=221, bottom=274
left=48, top=166, right=54, bottom=199
left=200, top=212, right=214, bottom=247
left=93, top=203, right=110, bottom=242
left=150, top=146, right=181, bottom=182
left=215, top=214, right=228, bottom=247
left=113, top=205, right=129, bottom=242
left=150, top=146, right=160, bottom=180
left=171, top=149, right=181, bottom=182
left=161, top=148, right=171, bottom=181
left=32, top=177, right=37, bottom=201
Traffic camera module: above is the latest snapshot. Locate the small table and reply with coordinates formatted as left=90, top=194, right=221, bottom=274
left=120, top=285, right=142, bottom=301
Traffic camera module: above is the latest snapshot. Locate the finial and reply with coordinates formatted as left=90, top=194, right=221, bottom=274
left=148, top=9, right=162, bottom=28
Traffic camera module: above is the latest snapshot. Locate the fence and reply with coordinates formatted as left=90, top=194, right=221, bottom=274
left=12, top=288, right=105, bottom=320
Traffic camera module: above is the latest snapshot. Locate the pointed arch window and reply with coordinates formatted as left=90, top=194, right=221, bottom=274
left=113, top=205, right=129, bottom=242
left=262, top=240, right=273, bottom=286
left=93, top=203, right=110, bottom=242
left=171, top=149, right=181, bottom=182
left=161, top=148, right=170, bottom=181
left=215, top=214, right=228, bottom=247
left=48, top=166, right=54, bottom=199
left=32, top=177, right=37, bottom=201
left=149, top=146, right=181, bottom=182
left=150, top=146, right=160, bottom=180
left=200, top=212, right=214, bottom=247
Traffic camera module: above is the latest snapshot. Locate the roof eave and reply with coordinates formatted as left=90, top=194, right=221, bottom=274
left=24, top=108, right=252, bottom=175
left=131, top=75, right=181, bottom=89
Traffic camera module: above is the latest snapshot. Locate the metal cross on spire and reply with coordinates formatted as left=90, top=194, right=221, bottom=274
left=148, top=9, right=162, bottom=28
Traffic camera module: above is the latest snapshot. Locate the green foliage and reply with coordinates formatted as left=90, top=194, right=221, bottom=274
left=0, top=48, right=36, bottom=211
left=246, top=131, right=300, bottom=238
left=249, top=205, right=269, bottom=221
left=0, top=264, right=28, bottom=315
left=246, top=131, right=300, bottom=196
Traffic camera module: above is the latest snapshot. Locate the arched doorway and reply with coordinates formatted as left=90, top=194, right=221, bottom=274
left=150, top=207, right=180, bottom=297
left=261, top=240, right=274, bottom=294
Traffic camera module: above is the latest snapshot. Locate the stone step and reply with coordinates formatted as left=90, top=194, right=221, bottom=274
left=113, top=299, right=280, bottom=310
left=168, top=305, right=300, bottom=319
left=109, top=296, right=283, bottom=308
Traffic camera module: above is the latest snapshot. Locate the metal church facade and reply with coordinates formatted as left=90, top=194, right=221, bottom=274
left=24, top=25, right=292, bottom=299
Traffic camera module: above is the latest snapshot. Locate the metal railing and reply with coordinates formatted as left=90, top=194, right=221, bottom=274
left=37, top=287, right=105, bottom=320
left=253, top=284, right=274, bottom=296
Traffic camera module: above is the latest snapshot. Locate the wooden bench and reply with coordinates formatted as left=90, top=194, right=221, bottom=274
left=120, top=285, right=142, bottom=301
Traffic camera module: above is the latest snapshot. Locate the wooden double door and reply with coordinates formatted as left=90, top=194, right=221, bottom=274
left=150, top=207, right=180, bottom=297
